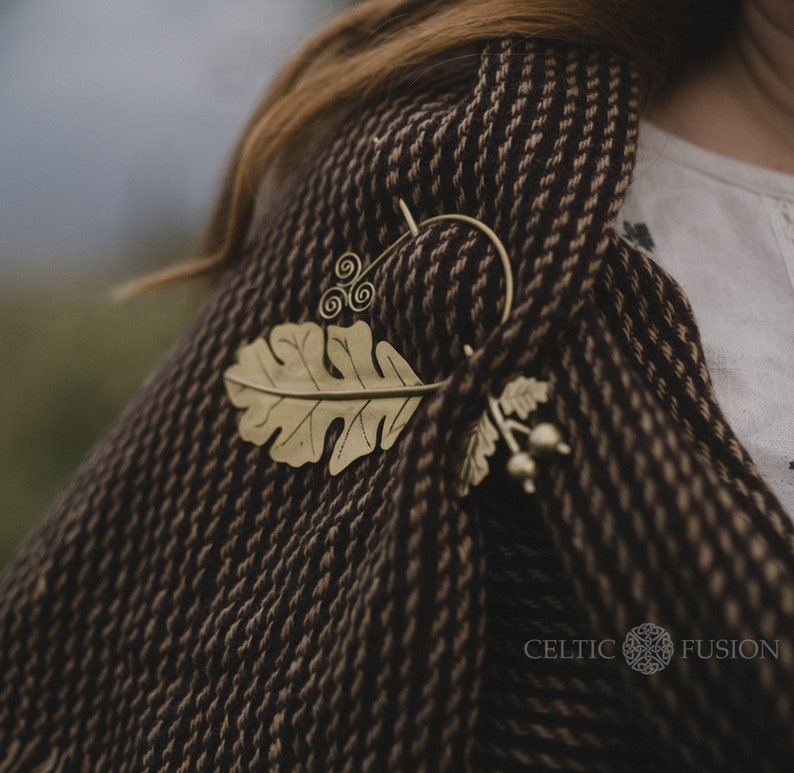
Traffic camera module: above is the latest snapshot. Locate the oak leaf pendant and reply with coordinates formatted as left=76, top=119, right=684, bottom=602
left=223, top=320, right=429, bottom=475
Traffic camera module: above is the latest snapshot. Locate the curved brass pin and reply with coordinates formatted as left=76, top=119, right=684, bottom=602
left=319, top=199, right=514, bottom=327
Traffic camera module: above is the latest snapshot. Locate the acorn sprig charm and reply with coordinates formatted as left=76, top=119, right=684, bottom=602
left=506, top=424, right=571, bottom=494
left=454, top=376, right=571, bottom=496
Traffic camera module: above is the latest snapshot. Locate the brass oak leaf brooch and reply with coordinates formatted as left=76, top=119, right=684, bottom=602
left=223, top=200, right=570, bottom=494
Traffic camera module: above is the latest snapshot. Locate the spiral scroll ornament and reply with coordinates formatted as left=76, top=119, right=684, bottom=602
left=319, top=252, right=377, bottom=320
left=318, top=287, right=346, bottom=320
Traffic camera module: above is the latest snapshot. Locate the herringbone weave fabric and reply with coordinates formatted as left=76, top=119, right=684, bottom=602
left=1, top=40, right=793, bottom=772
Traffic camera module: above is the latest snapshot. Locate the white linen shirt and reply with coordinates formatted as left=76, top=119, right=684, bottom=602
left=619, top=122, right=794, bottom=521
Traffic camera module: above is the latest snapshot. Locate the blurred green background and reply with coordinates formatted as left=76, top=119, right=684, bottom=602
left=0, top=264, right=204, bottom=567
left=1, top=0, right=340, bottom=569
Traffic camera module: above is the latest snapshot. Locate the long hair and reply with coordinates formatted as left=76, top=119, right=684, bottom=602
left=137, top=0, right=740, bottom=289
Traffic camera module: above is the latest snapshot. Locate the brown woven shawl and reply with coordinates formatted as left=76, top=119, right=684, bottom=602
left=2, top=39, right=793, bottom=772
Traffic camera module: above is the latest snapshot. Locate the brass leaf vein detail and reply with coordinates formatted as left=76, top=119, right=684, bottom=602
left=223, top=321, right=427, bottom=475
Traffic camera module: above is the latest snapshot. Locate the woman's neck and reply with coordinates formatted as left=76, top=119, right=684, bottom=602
left=649, top=0, right=794, bottom=174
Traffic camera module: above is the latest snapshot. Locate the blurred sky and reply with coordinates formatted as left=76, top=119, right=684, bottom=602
left=0, top=0, right=337, bottom=279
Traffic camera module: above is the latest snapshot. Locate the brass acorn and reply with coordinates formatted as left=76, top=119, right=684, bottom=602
left=506, top=452, right=538, bottom=494
left=507, top=451, right=537, bottom=480
left=528, top=423, right=571, bottom=457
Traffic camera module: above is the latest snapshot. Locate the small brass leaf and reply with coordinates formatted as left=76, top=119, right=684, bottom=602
left=498, top=376, right=549, bottom=419
left=224, top=321, right=425, bottom=475
left=454, top=412, right=499, bottom=496
left=452, top=375, right=552, bottom=495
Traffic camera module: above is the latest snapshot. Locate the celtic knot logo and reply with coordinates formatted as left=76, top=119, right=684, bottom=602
left=622, top=623, right=675, bottom=674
